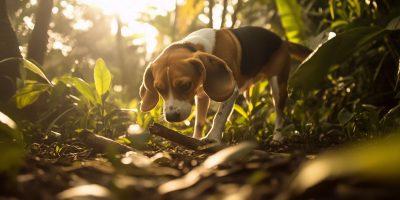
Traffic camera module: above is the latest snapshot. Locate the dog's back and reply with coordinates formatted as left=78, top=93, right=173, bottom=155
left=230, top=27, right=283, bottom=77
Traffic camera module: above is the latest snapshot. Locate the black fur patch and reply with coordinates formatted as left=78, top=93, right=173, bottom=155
left=230, top=27, right=282, bottom=77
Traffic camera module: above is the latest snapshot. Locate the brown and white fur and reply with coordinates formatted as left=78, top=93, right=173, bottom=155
left=140, top=27, right=311, bottom=143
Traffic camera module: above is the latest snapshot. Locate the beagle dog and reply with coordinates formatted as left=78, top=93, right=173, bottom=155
left=140, top=26, right=311, bottom=143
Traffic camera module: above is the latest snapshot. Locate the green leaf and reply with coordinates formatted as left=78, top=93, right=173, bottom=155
left=72, top=78, right=99, bottom=104
left=0, top=58, right=52, bottom=85
left=329, top=0, right=335, bottom=19
left=249, top=84, right=260, bottom=111
left=337, top=108, right=355, bottom=125
left=275, top=0, right=305, bottom=43
left=234, top=104, right=249, bottom=120
left=387, top=16, right=400, bottom=30
left=348, top=0, right=361, bottom=17
left=62, top=76, right=98, bottom=105
left=330, top=20, right=348, bottom=29
left=15, top=82, right=51, bottom=109
left=380, top=103, right=400, bottom=125
left=289, top=27, right=386, bottom=92
left=94, top=58, right=111, bottom=96
left=22, top=59, right=53, bottom=86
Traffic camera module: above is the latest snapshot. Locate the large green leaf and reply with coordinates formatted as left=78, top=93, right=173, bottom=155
left=94, top=58, right=111, bottom=96
left=0, top=58, right=52, bottom=85
left=275, top=0, right=305, bottom=43
left=15, top=82, right=51, bottom=109
left=289, top=27, right=386, bottom=92
left=289, top=16, right=400, bottom=93
left=22, top=59, right=53, bottom=86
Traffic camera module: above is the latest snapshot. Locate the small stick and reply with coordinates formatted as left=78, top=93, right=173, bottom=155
left=79, top=130, right=134, bottom=153
left=148, top=123, right=225, bottom=153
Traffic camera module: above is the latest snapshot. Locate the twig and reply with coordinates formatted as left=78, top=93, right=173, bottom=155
left=149, top=123, right=225, bottom=153
left=79, top=130, right=134, bottom=153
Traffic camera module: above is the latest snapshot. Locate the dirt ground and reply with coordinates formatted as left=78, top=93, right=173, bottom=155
left=1, top=131, right=399, bottom=200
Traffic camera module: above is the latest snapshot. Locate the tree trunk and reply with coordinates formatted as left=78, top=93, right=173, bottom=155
left=0, top=0, right=21, bottom=103
left=220, top=0, right=228, bottom=28
left=27, top=0, right=53, bottom=65
left=231, top=0, right=242, bottom=28
left=208, top=0, right=214, bottom=28
left=171, top=0, right=179, bottom=41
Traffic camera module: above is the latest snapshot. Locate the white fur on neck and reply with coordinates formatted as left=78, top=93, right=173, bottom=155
left=180, top=28, right=216, bottom=53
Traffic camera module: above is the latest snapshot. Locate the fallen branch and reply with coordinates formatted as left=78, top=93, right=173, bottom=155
left=79, top=130, right=134, bottom=153
left=148, top=123, right=225, bottom=153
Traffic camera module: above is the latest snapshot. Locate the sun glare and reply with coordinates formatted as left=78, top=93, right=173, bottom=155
left=79, top=0, right=176, bottom=55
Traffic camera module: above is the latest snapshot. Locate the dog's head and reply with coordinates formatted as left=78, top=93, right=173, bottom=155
left=139, top=44, right=235, bottom=122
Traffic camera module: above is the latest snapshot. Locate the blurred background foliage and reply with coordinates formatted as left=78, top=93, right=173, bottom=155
left=0, top=0, right=399, bottom=155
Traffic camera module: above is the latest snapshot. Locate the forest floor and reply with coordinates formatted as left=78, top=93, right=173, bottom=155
left=1, top=125, right=399, bottom=200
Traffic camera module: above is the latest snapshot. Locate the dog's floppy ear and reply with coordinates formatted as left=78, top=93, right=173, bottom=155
left=190, top=52, right=235, bottom=102
left=139, top=66, right=159, bottom=112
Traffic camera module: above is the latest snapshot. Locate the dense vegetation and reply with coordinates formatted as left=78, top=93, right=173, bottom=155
left=1, top=0, right=400, bottom=199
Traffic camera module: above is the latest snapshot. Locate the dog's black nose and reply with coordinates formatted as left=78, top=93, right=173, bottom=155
left=166, top=112, right=181, bottom=122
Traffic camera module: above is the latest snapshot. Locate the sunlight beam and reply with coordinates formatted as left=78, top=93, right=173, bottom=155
left=79, top=0, right=176, bottom=55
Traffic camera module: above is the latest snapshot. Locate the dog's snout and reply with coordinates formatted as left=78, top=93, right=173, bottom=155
left=166, top=112, right=181, bottom=122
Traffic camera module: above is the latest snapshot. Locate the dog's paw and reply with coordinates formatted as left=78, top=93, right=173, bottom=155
left=201, top=129, right=222, bottom=144
left=270, top=131, right=286, bottom=145
left=200, top=137, right=221, bottom=144
left=269, top=139, right=283, bottom=146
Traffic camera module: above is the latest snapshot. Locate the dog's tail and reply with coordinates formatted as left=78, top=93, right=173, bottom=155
left=286, top=41, right=313, bottom=62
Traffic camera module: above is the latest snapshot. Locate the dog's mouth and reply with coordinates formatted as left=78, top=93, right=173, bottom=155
left=165, top=112, right=182, bottom=122
left=163, top=100, right=193, bottom=123
left=164, top=110, right=191, bottom=122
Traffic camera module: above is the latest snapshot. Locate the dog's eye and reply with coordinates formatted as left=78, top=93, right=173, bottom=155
left=155, top=84, right=167, bottom=94
left=177, top=81, right=192, bottom=92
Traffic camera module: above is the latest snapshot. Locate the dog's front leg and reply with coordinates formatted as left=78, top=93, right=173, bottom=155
left=193, top=90, right=210, bottom=139
left=202, top=86, right=239, bottom=143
